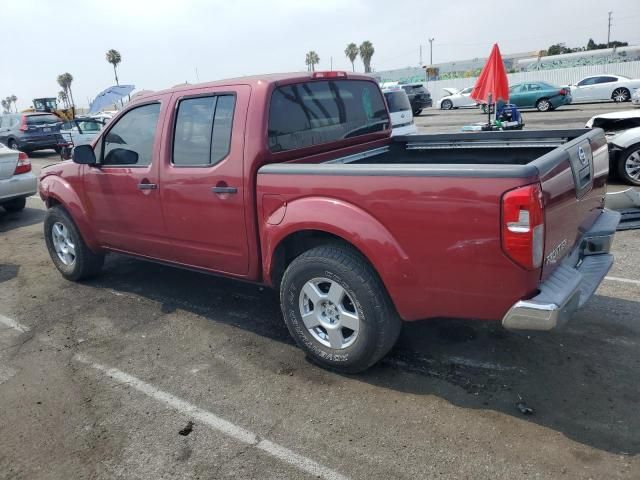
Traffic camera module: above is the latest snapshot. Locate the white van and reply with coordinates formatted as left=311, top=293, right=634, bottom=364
left=381, top=87, right=418, bottom=136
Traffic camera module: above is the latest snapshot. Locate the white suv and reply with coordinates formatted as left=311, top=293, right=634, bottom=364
left=381, top=87, right=418, bottom=136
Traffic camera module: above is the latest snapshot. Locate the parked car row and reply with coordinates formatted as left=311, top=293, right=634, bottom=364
left=438, top=74, right=640, bottom=111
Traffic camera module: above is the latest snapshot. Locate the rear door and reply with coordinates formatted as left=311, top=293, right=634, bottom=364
left=159, top=86, right=250, bottom=275
left=537, top=131, right=607, bottom=279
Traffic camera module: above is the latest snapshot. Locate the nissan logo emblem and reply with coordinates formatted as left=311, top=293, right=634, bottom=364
left=577, top=146, right=587, bottom=165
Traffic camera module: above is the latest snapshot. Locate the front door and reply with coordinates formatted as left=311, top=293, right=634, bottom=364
left=159, top=86, right=250, bottom=276
left=83, top=100, right=171, bottom=258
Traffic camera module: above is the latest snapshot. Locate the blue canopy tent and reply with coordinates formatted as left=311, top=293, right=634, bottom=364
left=88, top=85, right=135, bottom=114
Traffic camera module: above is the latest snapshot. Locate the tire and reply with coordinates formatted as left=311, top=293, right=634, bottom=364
left=413, top=109, right=422, bottom=116
left=7, top=139, right=18, bottom=151
left=441, top=99, right=453, bottom=110
left=44, top=206, right=105, bottom=281
left=617, top=144, right=640, bottom=186
left=612, top=87, right=630, bottom=103
left=280, top=245, right=401, bottom=373
left=2, top=197, right=26, bottom=212
left=536, top=98, right=552, bottom=112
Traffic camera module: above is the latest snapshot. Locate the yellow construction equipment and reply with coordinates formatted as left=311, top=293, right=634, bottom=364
left=22, top=97, right=75, bottom=121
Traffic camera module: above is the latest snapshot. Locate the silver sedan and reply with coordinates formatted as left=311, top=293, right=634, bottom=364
left=0, top=143, right=37, bottom=213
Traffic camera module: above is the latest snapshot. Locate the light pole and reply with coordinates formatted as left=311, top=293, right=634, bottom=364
left=428, top=38, right=434, bottom=65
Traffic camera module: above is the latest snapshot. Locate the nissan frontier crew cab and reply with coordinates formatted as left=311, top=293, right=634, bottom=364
left=39, top=71, right=620, bottom=373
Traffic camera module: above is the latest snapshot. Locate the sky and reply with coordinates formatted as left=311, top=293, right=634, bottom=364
left=3, top=0, right=640, bottom=110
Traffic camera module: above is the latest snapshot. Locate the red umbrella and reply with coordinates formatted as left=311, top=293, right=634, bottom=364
left=471, top=43, right=509, bottom=106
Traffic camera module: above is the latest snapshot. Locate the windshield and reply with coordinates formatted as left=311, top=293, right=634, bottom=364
left=268, top=79, right=389, bottom=153
left=383, top=91, right=411, bottom=113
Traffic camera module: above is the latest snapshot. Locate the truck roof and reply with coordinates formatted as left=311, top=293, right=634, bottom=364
left=136, top=71, right=378, bottom=99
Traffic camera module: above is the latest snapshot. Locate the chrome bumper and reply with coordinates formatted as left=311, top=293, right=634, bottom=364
left=502, top=209, right=620, bottom=331
left=0, top=171, right=37, bottom=202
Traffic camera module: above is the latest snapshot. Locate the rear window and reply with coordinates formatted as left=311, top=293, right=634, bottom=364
left=383, top=91, right=411, bottom=113
left=402, top=85, right=427, bottom=94
left=26, top=114, right=60, bottom=125
left=268, top=80, right=389, bottom=153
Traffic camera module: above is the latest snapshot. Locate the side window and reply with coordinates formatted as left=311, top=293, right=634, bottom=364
left=578, top=77, right=596, bottom=86
left=102, top=103, right=160, bottom=167
left=527, top=83, right=541, bottom=91
left=597, top=76, right=617, bottom=84
left=172, top=95, right=235, bottom=167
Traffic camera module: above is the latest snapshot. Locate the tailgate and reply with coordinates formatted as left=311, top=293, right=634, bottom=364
left=537, top=129, right=608, bottom=279
left=0, top=147, right=17, bottom=180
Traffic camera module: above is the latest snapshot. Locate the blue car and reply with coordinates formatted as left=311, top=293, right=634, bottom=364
left=0, top=112, right=63, bottom=153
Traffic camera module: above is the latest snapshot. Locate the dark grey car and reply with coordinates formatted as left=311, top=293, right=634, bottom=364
left=0, top=112, right=63, bottom=153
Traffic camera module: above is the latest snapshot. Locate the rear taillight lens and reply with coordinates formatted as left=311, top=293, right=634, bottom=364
left=559, top=89, right=568, bottom=96
left=501, top=183, right=545, bottom=270
left=14, top=152, right=31, bottom=175
left=19, top=116, right=28, bottom=132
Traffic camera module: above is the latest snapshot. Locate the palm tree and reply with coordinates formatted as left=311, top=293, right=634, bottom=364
left=305, top=51, right=320, bottom=72
left=9, top=94, right=17, bottom=112
left=344, top=43, right=359, bottom=72
left=106, top=49, right=122, bottom=85
left=359, top=41, right=375, bottom=73
left=57, top=73, right=75, bottom=108
left=58, top=90, right=69, bottom=108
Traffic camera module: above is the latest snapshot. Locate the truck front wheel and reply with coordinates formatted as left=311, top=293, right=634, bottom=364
left=44, top=206, right=105, bottom=281
left=280, top=245, right=401, bottom=373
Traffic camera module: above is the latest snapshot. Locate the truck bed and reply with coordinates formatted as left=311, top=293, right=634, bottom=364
left=257, top=129, right=609, bottom=322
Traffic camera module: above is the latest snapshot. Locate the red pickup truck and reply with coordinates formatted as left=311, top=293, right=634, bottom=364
left=39, top=72, right=620, bottom=372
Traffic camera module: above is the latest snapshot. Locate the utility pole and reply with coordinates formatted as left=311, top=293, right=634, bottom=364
left=419, top=45, right=423, bottom=66
left=330, top=56, right=333, bottom=70
left=428, top=38, right=435, bottom=65
left=607, top=11, right=613, bottom=48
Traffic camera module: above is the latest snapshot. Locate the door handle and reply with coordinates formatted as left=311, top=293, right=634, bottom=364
left=138, top=182, right=158, bottom=190
left=211, top=186, right=237, bottom=194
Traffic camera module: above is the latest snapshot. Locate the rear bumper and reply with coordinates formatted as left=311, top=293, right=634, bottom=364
left=502, top=209, right=620, bottom=331
left=18, top=136, right=61, bottom=151
left=0, top=171, right=37, bottom=202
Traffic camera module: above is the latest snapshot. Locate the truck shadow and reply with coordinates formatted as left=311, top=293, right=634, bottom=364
left=91, top=255, right=640, bottom=456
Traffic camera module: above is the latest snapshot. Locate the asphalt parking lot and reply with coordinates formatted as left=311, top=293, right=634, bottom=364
left=1, top=104, right=639, bottom=479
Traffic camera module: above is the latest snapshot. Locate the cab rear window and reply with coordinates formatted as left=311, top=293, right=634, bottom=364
left=268, top=80, right=389, bottom=153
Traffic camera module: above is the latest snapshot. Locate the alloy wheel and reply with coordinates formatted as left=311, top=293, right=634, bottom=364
left=298, top=277, right=360, bottom=349
left=51, top=222, right=76, bottom=266
left=625, top=150, right=640, bottom=182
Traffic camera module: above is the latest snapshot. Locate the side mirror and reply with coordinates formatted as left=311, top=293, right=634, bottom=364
left=72, top=144, right=97, bottom=165
left=104, top=148, right=139, bottom=165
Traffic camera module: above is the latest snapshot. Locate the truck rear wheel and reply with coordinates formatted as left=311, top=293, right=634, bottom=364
left=280, top=245, right=401, bottom=373
left=44, top=206, right=105, bottom=281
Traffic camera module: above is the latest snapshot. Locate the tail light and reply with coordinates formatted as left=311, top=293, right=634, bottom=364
left=559, top=89, right=568, bottom=96
left=312, top=71, right=347, bottom=78
left=501, top=183, right=545, bottom=270
left=14, top=152, right=31, bottom=175
left=19, top=116, right=28, bottom=132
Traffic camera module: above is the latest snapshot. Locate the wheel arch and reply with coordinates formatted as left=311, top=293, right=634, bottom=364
left=261, top=197, right=417, bottom=319
left=40, top=175, right=101, bottom=251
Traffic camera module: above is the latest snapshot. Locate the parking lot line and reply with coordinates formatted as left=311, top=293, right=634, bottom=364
left=605, top=276, right=640, bottom=286
left=0, top=314, right=30, bottom=333
left=73, top=353, right=349, bottom=480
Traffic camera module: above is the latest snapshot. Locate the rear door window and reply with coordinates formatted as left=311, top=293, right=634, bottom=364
left=172, top=94, right=236, bottom=166
left=383, top=91, right=411, bottom=113
left=268, top=80, right=388, bottom=153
